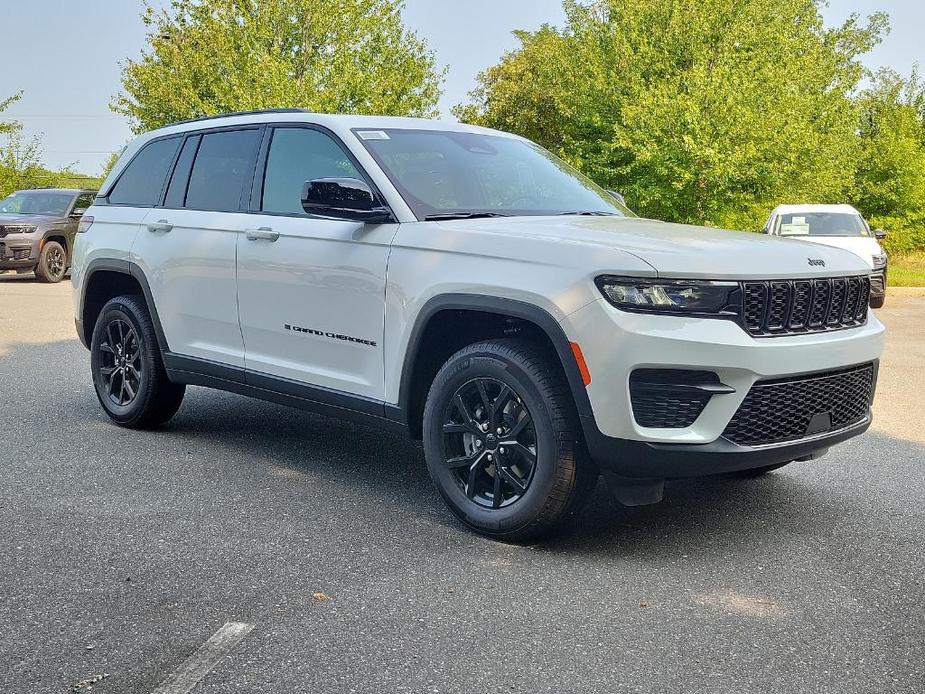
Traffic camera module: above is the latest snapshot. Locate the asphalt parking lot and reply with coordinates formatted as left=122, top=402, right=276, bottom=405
left=1, top=277, right=923, bottom=694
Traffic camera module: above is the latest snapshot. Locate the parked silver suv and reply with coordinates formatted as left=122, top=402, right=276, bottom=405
left=0, top=188, right=97, bottom=282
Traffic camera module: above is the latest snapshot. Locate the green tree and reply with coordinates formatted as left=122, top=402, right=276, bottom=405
left=456, top=0, right=887, bottom=231
left=852, top=68, right=925, bottom=254
left=113, top=0, right=445, bottom=133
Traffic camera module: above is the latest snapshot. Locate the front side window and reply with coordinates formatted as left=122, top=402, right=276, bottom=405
left=354, top=128, right=632, bottom=220
left=185, top=129, right=262, bottom=211
left=262, top=127, right=361, bottom=216
left=108, top=137, right=181, bottom=206
left=776, top=213, right=871, bottom=237
left=0, top=191, right=74, bottom=215
left=72, top=193, right=96, bottom=213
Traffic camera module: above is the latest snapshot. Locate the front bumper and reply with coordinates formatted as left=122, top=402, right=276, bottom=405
left=562, top=298, right=884, bottom=477
left=0, top=238, right=38, bottom=269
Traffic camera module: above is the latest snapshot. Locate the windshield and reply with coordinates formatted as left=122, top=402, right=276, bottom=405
left=776, top=212, right=871, bottom=238
left=0, top=191, right=74, bottom=216
left=353, top=128, right=633, bottom=220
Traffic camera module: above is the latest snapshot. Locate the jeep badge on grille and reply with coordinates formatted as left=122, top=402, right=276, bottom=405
left=808, top=258, right=826, bottom=267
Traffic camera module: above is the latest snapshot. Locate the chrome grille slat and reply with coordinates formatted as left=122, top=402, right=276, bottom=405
left=741, top=276, right=870, bottom=336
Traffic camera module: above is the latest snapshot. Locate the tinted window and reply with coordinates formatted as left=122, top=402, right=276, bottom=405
left=262, top=127, right=361, bottom=215
left=108, top=137, right=181, bottom=206
left=185, top=129, right=261, bottom=211
left=164, top=135, right=201, bottom=209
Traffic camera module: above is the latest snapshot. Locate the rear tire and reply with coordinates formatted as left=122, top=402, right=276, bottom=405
left=423, top=339, right=594, bottom=542
left=35, top=241, right=67, bottom=283
left=90, top=295, right=185, bottom=428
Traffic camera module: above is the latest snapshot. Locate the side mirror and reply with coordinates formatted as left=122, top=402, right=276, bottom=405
left=70, top=207, right=87, bottom=219
left=874, top=228, right=887, bottom=240
left=606, top=189, right=626, bottom=206
left=301, top=178, right=392, bottom=223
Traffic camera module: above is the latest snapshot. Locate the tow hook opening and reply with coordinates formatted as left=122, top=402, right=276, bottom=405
left=603, top=472, right=665, bottom=506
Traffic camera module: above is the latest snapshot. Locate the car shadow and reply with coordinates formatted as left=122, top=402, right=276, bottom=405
left=4, top=337, right=918, bottom=559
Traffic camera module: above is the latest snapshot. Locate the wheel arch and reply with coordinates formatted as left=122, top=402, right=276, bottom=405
left=80, top=259, right=169, bottom=353
left=396, top=294, right=594, bottom=439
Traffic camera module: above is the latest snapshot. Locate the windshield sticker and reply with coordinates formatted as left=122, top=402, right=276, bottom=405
left=357, top=130, right=390, bottom=141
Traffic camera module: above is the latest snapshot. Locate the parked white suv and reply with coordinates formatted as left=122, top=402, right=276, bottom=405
left=763, top=204, right=888, bottom=307
left=72, top=110, right=884, bottom=540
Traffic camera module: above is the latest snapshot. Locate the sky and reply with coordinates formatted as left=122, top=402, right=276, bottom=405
left=1, top=0, right=922, bottom=175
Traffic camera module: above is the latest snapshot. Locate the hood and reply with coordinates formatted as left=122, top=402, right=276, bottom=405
left=433, top=216, right=872, bottom=279
left=0, top=213, right=57, bottom=227
left=784, top=235, right=883, bottom=269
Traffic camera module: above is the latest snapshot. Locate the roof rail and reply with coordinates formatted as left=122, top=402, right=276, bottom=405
left=163, top=108, right=310, bottom=128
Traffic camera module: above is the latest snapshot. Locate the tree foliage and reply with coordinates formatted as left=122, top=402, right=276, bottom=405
left=113, top=0, right=445, bottom=133
left=456, top=0, right=889, bottom=232
left=853, top=68, right=925, bottom=254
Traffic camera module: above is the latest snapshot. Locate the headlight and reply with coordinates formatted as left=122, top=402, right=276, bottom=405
left=1, top=225, right=37, bottom=234
left=872, top=253, right=887, bottom=269
left=595, top=276, right=741, bottom=316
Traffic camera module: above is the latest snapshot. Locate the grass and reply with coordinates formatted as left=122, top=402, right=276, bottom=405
left=889, top=252, right=925, bottom=287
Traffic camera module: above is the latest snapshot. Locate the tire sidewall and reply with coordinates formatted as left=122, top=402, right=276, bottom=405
left=423, top=348, right=566, bottom=537
left=90, top=299, right=156, bottom=425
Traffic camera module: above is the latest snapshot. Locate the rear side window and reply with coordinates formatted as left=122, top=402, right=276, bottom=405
left=261, top=127, right=361, bottom=216
left=185, top=129, right=262, bottom=211
left=108, top=137, right=181, bottom=206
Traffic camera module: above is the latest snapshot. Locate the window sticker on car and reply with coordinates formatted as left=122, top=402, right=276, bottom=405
left=356, top=130, right=390, bottom=140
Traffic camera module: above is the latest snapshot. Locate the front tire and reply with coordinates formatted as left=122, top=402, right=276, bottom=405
left=35, top=241, right=67, bottom=283
left=90, top=295, right=185, bottom=428
left=423, top=339, right=594, bottom=542
left=869, top=295, right=885, bottom=309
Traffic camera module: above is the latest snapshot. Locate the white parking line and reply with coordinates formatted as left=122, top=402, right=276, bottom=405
left=150, top=621, right=255, bottom=694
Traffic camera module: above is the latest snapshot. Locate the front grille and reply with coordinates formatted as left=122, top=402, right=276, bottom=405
left=742, top=276, right=869, bottom=336
left=630, top=369, right=719, bottom=428
left=723, top=363, right=874, bottom=446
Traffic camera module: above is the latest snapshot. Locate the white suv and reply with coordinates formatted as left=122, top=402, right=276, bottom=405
left=72, top=110, right=884, bottom=540
left=763, top=204, right=888, bottom=307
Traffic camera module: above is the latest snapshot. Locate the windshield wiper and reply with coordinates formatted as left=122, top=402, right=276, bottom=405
left=423, top=212, right=511, bottom=221
left=557, top=211, right=620, bottom=216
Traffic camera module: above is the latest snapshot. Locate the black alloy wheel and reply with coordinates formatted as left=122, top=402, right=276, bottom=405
left=90, top=295, right=186, bottom=428
left=46, top=245, right=65, bottom=279
left=36, top=240, right=67, bottom=283
left=443, top=377, right=537, bottom=509
left=423, top=339, right=597, bottom=542
left=97, top=318, right=142, bottom=407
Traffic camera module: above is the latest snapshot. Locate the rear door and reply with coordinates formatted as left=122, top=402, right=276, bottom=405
left=236, top=124, right=397, bottom=400
left=81, top=135, right=184, bottom=281
left=132, top=126, right=263, bottom=369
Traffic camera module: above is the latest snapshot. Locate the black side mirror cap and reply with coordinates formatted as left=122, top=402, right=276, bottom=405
left=301, top=178, right=393, bottom=224
left=70, top=208, right=87, bottom=219
left=874, top=229, right=887, bottom=240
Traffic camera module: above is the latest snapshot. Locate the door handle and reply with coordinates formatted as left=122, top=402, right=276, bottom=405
left=147, top=219, right=173, bottom=233
left=245, top=227, right=279, bottom=242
